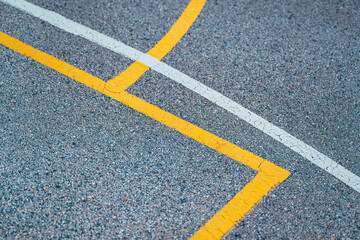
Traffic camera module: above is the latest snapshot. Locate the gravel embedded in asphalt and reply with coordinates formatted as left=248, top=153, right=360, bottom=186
left=1, top=0, right=359, bottom=238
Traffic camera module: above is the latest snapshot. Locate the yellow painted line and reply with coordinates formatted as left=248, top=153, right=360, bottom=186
left=105, top=0, right=207, bottom=93
left=0, top=32, right=105, bottom=91
left=191, top=163, right=288, bottom=239
left=0, top=32, right=290, bottom=239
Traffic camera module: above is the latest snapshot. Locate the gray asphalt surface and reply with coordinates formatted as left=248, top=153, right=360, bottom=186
left=1, top=0, right=359, bottom=239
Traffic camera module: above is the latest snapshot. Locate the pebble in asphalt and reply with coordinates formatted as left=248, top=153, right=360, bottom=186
left=1, top=0, right=359, bottom=239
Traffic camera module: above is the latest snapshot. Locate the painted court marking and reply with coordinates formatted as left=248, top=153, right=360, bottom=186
left=0, top=1, right=291, bottom=239
left=0, top=32, right=290, bottom=239
left=105, top=0, right=207, bottom=93
left=1, top=0, right=359, bottom=237
left=2, top=0, right=359, bottom=194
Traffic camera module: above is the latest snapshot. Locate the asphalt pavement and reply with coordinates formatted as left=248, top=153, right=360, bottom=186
left=1, top=0, right=359, bottom=239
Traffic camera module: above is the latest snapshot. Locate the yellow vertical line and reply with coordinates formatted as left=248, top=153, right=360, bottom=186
left=0, top=32, right=290, bottom=240
left=105, top=0, right=207, bottom=93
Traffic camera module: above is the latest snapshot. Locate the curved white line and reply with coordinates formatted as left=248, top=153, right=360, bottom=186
left=2, top=0, right=360, bottom=193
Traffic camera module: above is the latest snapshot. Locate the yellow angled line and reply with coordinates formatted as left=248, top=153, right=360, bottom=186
left=105, top=0, right=207, bottom=93
left=146, top=0, right=207, bottom=60
left=190, top=164, right=289, bottom=239
left=0, top=32, right=105, bottom=91
left=0, top=32, right=290, bottom=239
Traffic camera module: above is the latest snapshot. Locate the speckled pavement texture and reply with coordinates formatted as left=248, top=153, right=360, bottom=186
left=0, top=0, right=359, bottom=239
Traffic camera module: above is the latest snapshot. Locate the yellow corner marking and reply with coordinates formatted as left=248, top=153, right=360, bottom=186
left=191, top=163, right=289, bottom=239
left=0, top=32, right=290, bottom=239
left=105, top=0, right=207, bottom=93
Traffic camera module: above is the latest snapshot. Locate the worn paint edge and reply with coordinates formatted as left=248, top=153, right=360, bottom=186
left=0, top=32, right=290, bottom=239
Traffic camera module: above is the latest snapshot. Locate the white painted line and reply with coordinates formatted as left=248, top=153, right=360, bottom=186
left=2, top=0, right=360, bottom=193
left=0, top=0, right=158, bottom=67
